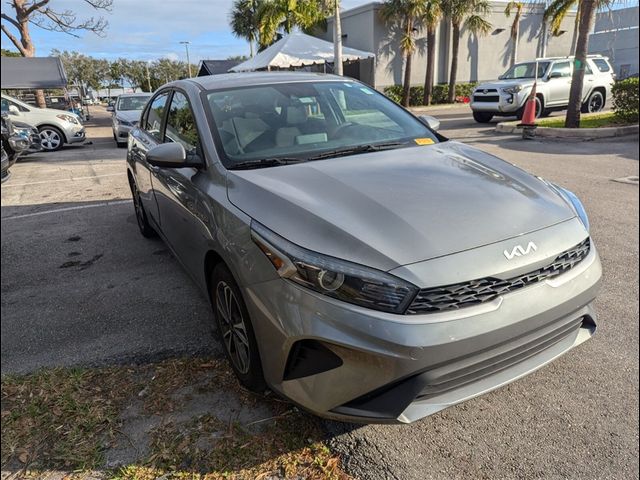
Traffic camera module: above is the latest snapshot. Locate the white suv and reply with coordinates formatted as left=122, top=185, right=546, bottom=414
left=0, top=94, right=85, bottom=151
left=470, top=55, right=615, bottom=123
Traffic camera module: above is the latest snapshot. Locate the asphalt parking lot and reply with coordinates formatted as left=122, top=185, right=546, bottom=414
left=1, top=105, right=638, bottom=479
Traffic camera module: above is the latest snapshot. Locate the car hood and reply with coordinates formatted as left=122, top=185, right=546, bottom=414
left=227, top=141, right=576, bottom=271
left=475, top=79, right=535, bottom=91
left=115, top=110, right=143, bottom=123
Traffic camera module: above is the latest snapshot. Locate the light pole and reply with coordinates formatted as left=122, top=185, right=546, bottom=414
left=180, top=41, right=192, bottom=78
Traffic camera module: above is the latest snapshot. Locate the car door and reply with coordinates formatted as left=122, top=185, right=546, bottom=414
left=129, top=91, right=171, bottom=224
left=545, top=61, right=572, bottom=106
left=581, top=62, right=596, bottom=102
left=148, top=89, right=209, bottom=276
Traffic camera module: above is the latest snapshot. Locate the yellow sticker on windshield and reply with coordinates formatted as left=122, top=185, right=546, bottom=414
left=414, top=138, right=435, bottom=145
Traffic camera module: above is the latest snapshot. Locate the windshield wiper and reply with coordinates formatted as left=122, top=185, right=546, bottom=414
left=228, top=157, right=304, bottom=170
left=306, top=142, right=409, bottom=161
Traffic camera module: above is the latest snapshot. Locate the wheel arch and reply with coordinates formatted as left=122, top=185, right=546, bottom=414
left=204, top=250, right=228, bottom=306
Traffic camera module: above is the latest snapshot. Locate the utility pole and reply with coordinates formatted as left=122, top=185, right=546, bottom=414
left=180, top=41, right=192, bottom=78
left=145, top=61, right=152, bottom=91
left=333, top=0, right=343, bottom=75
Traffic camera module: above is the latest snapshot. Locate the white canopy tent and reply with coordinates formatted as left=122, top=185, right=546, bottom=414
left=229, top=32, right=375, bottom=84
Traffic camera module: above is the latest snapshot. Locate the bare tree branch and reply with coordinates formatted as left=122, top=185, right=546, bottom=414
left=1, top=12, right=21, bottom=29
left=24, top=0, right=51, bottom=17
left=0, top=23, right=27, bottom=55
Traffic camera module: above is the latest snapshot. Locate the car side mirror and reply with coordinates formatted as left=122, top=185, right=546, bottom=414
left=498, top=74, right=505, bottom=80
left=8, top=105, right=20, bottom=115
left=548, top=71, right=563, bottom=79
left=106, top=105, right=115, bottom=112
left=146, top=143, right=202, bottom=169
left=418, top=115, right=440, bottom=132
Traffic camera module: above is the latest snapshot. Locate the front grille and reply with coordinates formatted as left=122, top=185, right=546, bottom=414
left=407, top=238, right=591, bottom=314
left=473, top=95, right=500, bottom=102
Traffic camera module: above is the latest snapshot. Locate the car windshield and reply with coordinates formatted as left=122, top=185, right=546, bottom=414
left=117, top=96, right=149, bottom=111
left=205, top=81, right=439, bottom=168
left=501, top=62, right=550, bottom=79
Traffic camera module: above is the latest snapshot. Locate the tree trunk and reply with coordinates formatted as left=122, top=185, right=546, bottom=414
left=402, top=52, right=413, bottom=107
left=510, top=24, right=519, bottom=67
left=423, top=26, right=436, bottom=105
left=570, top=3, right=580, bottom=55
left=447, top=21, right=460, bottom=104
left=333, top=0, right=343, bottom=76
left=565, top=0, right=596, bottom=128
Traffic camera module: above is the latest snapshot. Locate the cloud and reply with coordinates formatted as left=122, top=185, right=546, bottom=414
left=18, top=0, right=372, bottom=62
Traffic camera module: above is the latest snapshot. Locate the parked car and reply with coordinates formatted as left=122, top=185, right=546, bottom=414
left=109, top=92, right=152, bottom=147
left=470, top=55, right=615, bottom=122
left=1, top=94, right=85, bottom=151
left=12, top=120, right=43, bottom=154
left=1, top=113, right=30, bottom=182
left=127, top=73, right=601, bottom=424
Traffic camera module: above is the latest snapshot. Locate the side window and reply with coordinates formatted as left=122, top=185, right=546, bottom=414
left=0, top=98, right=8, bottom=112
left=550, top=61, right=572, bottom=78
left=592, top=58, right=611, bottom=73
left=144, top=92, right=170, bottom=142
left=164, top=91, right=200, bottom=155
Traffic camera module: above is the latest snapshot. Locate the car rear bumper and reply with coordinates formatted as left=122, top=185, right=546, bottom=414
left=243, top=230, right=602, bottom=424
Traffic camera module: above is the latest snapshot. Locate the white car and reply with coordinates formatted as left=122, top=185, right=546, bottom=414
left=108, top=93, right=152, bottom=147
left=470, top=55, right=615, bottom=123
left=0, top=94, right=85, bottom=151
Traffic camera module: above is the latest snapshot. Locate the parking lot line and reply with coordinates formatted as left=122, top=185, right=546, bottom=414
left=2, top=200, right=131, bottom=220
left=2, top=173, right=125, bottom=188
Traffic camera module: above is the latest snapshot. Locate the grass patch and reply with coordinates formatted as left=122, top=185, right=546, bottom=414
left=1, top=359, right=350, bottom=480
left=536, top=112, right=637, bottom=128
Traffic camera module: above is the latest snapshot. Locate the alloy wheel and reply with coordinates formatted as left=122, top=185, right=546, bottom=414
left=588, top=93, right=604, bottom=113
left=216, top=281, right=251, bottom=374
left=40, top=129, right=62, bottom=151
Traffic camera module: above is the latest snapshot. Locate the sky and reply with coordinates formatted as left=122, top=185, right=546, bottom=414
left=1, top=0, right=638, bottom=64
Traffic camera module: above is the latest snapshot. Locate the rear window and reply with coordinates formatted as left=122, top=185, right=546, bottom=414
left=592, top=59, right=611, bottom=72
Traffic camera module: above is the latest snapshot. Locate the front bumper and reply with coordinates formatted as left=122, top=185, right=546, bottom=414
left=470, top=89, right=529, bottom=114
left=243, top=221, right=602, bottom=424
left=114, top=123, right=134, bottom=139
left=64, top=124, right=86, bottom=144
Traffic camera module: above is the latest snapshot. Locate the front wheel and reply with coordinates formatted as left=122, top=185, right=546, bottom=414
left=516, top=96, right=543, bottom=120
left=582, top=91, right=604, bottom=113
left=472, top=112, right=494, bottom=123
left=211, top=264, right=266, bottom=393
left=129, top=178, right=156, bottom=238
left=38, top=126, right=64, bottom=151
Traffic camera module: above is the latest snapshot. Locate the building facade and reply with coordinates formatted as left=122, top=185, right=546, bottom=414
left=588, top=6, right=639, bottom=78
left=319, top=1, right=578, bottom=88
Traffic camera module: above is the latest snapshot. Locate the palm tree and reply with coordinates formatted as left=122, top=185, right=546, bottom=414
left=257, top=0, right=327, bottom=49
left=543, top=0, right=580, bottom=55
left=504, top=1, right=524, bottom=67
left=380, top=0, right=427, bottom=107
left=422, top=0, right=442, bottom=105
left=230, top=0, right=263, bottom=57
left=442, top=0, right=492, bottom=104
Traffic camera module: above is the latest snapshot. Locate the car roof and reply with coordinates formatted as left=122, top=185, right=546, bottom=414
left=184, top=72, right=355, bottom=91
left=118, top=92, right=153, bottom=97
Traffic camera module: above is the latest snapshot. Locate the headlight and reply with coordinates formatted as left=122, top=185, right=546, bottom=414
left=551, top=184, right=590, bottom=232
left=251, top=222, right=418, bottom=314
left=56, top=113, right=79, bottom=124
left=116, top=118, right=133, bottom=126
left=503, top=85, right=523, bottom=94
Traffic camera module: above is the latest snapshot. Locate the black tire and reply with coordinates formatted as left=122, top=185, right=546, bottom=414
left=128, top=177, right=156, bottom=238
left=114, top=130, right=126, bottom=148
left=38, top=126, right=65, bottom=151
left=582, top=90, right=605, bottom=113
left=211, top=263, right=266, bottom=393
left=516, top=96, right=543, bottom=120
left=472, top=112, right=494, bottom=123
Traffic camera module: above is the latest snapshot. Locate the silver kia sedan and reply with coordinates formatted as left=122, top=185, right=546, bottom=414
left=126, top=73, right=601, bottom=424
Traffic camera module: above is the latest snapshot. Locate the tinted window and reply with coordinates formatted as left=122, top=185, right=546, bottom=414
left=165, top=91, right=200, bottom=155
left=592, top=58, right=611, bottom=72
left=117, top=95, right=150, bottom=111
left=144, top=92, right=169, bottom=142
left=550, top=61, right=572, bottom=78
left=206, top=81, right=439, bottom=168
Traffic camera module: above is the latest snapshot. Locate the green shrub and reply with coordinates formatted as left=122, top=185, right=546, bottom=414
left=383, top=83, right=477, bottom=106
left=611, top=77, right=639, bottom=123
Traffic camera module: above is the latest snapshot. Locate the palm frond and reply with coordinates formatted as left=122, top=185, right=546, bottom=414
left=465, top=14, right=492, bottom=36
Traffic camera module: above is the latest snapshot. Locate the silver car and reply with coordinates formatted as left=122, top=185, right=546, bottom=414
left=109, top=92, right=152, bottom=147
left=126, top=73, right=601, bottom=424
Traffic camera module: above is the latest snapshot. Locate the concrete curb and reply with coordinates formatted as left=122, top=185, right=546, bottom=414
left=496, top=121, right=639, bottom=138
left=409, top=103, right=469, bottom=113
